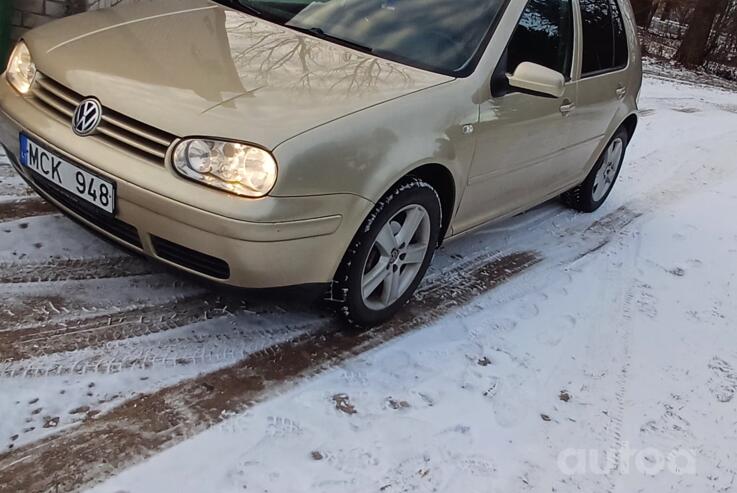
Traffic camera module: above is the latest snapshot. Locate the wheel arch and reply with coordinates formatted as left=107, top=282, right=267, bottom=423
left=621, top=112, right=639, bottom=141
left=398, top=163, right=456, bottom=245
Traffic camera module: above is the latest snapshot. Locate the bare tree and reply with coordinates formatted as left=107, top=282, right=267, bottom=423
left=675, top=0, right=724, bottom=66
left=67, top=0, right=88, bottom=14
left=631, top=0, right=658, bottom=27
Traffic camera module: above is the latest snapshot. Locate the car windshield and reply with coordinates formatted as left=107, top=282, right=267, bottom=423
left=215, top=0, right=506, bottom=76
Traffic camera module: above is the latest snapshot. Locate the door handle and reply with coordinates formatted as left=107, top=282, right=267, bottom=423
left=616, top=85, right=627, bottom=100
left=560, top=102, right=576, bottom=115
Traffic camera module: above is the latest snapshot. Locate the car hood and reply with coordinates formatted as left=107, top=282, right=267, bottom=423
left=25, top=0, right=452, bottom=150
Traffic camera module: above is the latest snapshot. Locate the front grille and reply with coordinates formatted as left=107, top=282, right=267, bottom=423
left=30, top=75, right=175, bottom=166
left=151, top=236, right=230, bottom=280
left=32, top=175, right=142, bottom=249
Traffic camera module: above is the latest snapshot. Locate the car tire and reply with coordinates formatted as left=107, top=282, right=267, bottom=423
left=333, top=178, right=442, bottom=328
left=561, top=127, right=629, bottom=213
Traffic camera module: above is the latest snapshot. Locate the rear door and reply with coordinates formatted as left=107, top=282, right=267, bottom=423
left=566, top=0, right=632, bottom=177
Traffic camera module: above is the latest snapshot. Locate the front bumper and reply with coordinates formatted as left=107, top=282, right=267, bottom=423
left=0, top=79, right=373, bottom=288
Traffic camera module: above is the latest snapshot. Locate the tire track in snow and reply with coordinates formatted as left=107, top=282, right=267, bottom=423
left=0, top=157, right=31, bottom=198
left=572, top=231, right=643, bottom=493
left=0, top=162, right=18, bottom=179
left=0, top=196, right=57, bottom=222
left=0, top=251, right=541, bottom=493
left=604, top=284, right=635, bottom=493
left=0, top=275, right=200, bottom=330
left=0, top=177, right=32, bottom=199
left=0, top=294, right=245, bottom=362
left=453, top=205, right=642, bottom=321
left=0, top=255, right=164, bottom=284
left=573, top=206, right=643, bottom=263
left=601, top=278, right=664, bottom=492
left=0, top=314, right=327, bottom=380
left=0, top=205, right=644, bottom=375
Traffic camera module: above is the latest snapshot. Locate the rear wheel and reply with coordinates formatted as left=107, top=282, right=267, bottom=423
left=333, top=178, right=442, bottom=327
left=562, top=127, right=629, bottom=213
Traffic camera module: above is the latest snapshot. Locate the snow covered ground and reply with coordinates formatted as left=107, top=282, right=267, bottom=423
left=1, top=70, right=736, bottom=492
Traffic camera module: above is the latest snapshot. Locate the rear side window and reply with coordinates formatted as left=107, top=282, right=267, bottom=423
left=506, top=0, right=575, bottom=78
left=580, top=0, right=629, bottom=76
left=611, top=0, right=629, bottom=67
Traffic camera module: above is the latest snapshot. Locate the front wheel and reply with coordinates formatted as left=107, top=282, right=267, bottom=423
left=561, top=127, right=629, bottom=213
left=333, top=178, right=442, bottom=327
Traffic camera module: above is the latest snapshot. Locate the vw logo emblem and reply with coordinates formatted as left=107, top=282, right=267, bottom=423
left=72, top=98, right=103, bottom=136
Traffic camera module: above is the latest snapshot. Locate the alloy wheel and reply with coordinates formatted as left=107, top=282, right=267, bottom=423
left=361, top=204, right=431, bottom=311
left=592, top=137, right=624, bottom=202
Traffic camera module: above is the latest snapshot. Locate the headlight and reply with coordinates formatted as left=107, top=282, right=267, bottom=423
left=6, top=41, right=37, bottom=95
left=172, top=139, right=278, bottom=198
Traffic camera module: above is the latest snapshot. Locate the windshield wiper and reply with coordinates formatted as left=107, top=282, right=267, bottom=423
left=289, top=25, right=374, bottom=54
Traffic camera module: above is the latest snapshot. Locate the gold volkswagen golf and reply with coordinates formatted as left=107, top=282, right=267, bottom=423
left=0, top=0, right=641, bottom=326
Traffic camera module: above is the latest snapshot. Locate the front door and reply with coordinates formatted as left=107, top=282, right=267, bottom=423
left=455, top=0, right=578, bottom=233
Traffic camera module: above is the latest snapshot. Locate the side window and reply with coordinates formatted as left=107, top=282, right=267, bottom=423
left=580, top=0, right=628, bottom=76
left=506, top=0, right=574, bottom=78
left=610, top=0, right=629, bottom=67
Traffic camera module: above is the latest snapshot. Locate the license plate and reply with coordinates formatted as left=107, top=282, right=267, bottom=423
left=19, top=134, right=116, bottom=214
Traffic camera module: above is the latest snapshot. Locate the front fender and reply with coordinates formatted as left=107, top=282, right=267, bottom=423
left=271, top=80, right=477, bottom=211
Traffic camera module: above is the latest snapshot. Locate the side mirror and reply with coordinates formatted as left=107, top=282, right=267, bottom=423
left=507, top=62, right=565, bottom=99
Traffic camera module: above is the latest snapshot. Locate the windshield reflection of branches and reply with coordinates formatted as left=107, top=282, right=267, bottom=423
left=224, top=14, right=415, bottom=96
left=288, top=0, right=499, bottom=71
